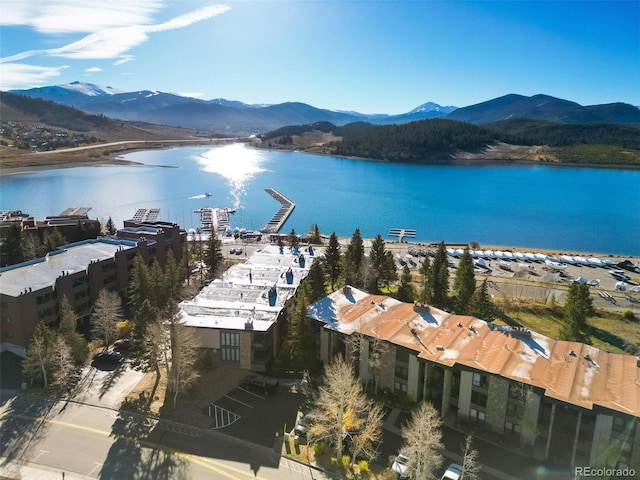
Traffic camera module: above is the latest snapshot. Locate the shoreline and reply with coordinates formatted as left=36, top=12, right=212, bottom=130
left=2, top=140, right=639, bottom=176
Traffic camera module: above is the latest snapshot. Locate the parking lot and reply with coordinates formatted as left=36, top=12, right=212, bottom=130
left=207, top=379, right=305, bottom=447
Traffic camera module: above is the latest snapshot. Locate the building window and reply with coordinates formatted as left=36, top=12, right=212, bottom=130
left=395, top=348, right=409, bottom=363
left=221, top=332, right=239, bottom=347
left=471, top=391, right=488, bottom=407
left=472, top=372, right=489, bottom=389
left=222, top=348, right=240, bottom=362
left=394, top=381, right=407, bottom=395
left=508, top=383, right=525, bottom=400
left=505, top=420, right=521, bottom=435
left=221, top=332, right=240, bottom=362
left=469, top=408, right=486, bottom=424
left=395, top=365, right=409, bottom=380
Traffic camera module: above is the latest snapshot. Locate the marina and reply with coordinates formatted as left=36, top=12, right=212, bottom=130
left=194, top=207, right=235, bottom=233
left=260, top=188, right=295, bottom=233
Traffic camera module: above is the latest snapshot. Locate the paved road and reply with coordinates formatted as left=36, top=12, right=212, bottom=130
left=0, top=395, right=327, bottom=480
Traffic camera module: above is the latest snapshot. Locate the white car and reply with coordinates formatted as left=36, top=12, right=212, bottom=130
left=391, top=452, right=410, bottom=478
left=441, top=463, right=463, bottom=480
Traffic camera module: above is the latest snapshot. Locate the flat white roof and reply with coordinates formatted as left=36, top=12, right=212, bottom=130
left=0, top=238, right=138, bottom=297
left=180, top=244, right=322, bottom=332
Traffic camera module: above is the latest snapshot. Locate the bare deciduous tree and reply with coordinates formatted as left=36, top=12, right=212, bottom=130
left=348, top=399, right=384, bottom=467
left=132, top=314, right=168, bottom=406
left=51, top=335, right=74, bottom=390
left=91, top=289, right=122, bottom=348
left=400, top=401, right=443, bottom=480
left=461, top=434, right=481, bottom=480
left=167, top=304, right=200, bottom=410
left=308, top=356, right=383, bottom=462
left=23, top=322, right=56, bottom=388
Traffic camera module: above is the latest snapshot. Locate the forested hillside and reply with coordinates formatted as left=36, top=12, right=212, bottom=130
left=332, top=119, right=513, bottom=161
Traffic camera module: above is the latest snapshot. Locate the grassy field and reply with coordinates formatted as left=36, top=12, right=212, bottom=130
left=494, top=299, right=640, bottom=354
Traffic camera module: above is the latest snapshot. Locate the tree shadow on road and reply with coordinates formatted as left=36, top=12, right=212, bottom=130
left=0, top=394, right=57, bottom=464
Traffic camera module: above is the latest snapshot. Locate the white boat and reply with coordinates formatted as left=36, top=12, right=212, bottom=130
left=630, top=285, right=640, bottom=293
left=586, top=257, right=604, bottom=267
left=484, top=250, right=496, bottom=259
left=587, top=279, right=600, bottom=287
left=494, top=251, right=506, bottom=259
left=514, top=252, right=526, bottom=262
left=475, top=258, right=488, bottom=268
left=524, top=252, right=537, bottom=262
left=545, top=259, right=567, bottom=271
left=560, top=255, right=576, bottom=264
left=615, top=281, right=628, bottom=291
left=503, top=252, right=515, bottom=261
left=446, top=248, right=457, bottom=257
left=574, top=256, right=589, bottom=266
left=534, top=253, right=549, bottom=262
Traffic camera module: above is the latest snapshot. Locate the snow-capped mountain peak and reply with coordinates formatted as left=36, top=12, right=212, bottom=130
left=410, top=101, right=458, bottom=114
left=62, top=81, right=123, bottom=96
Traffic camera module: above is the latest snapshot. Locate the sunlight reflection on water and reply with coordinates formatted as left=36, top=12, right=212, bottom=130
left=193, top=143, right=269, bottom=209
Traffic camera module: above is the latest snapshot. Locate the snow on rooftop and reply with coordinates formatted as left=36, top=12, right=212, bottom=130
left=180, top=243, right=323, bottom=332
left=309, top=286, right=640, bottom=417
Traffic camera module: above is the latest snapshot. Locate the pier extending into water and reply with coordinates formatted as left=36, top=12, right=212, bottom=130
left=261, top=189, right=295, bottom=233
left=194, top=207, right=235, bottom=232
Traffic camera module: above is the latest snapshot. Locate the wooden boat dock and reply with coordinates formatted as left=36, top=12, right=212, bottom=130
left=261, top=189, right=295, bottom=233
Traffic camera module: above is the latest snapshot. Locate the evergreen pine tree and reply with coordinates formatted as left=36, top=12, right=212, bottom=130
left=430, top=241, right=450, bottom=309
left=418, top=257, right=431, bottom=304
left=288, top=228, right=299, bottom=248
left=453, top=247, right=476, bottom=313
left=311, top=223, right=322, bottom=244
left=381, top=250, right=398, bottom=290
left=345, top=228, right=365, bottom=287
left=559, top=282, right=594, bottom=342
left=105, top=217, right=117, bottom=235
left=469, top=279, right=496, bottom=321
left=204, top=233, right=224, bottom=279
left=128, top=255, right=151, bottom=318
left=307, top=260, right=326, bottom=302
left=396, top=265, right=415, bottom=302
left=324, top=232, right=342, bottom=290
left=369, top=234, right=387, bottom=292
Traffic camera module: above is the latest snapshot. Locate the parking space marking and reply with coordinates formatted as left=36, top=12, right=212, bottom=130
left=32, top=450, right=48, bottom=462
left=88, top=463, right=103, bottom=476
left=237, top=387, right=265, bottom=400
left=224, top=394, right=253, bottom=408
left=209, top=404, right=241, bottom=429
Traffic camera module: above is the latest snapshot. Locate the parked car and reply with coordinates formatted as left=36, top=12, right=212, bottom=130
left=391, top=451, right=410, bottom=478
left=113, top=338, right=131, bottom=350
left=93, top=350, right=123, bottom=364
left=441, top=463, right=463, bottom=480
left=241, top=374, right=279, bottom=393
left=294, top=414, right=311, bottom=436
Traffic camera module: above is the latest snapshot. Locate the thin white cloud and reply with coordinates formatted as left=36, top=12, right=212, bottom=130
left=84, top=67, right=103, bottom=73
left=1, top=3, right=230, bottom=62
left=147, top=5, right=231, bottom=33
left=0, top=1, right=160, bottom=34
left=0, top=63, right=68, bottom=90
left=113, top=55, right=135, bottom=66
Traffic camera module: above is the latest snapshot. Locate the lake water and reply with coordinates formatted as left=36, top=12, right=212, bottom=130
left=1, top=144, right=639, bottom=255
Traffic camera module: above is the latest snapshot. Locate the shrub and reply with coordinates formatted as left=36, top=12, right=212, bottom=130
left=312, top=443, right=330, bottom=458
left=358, top=460, right=370, bottom=473
left=621, top=309, right=637, bottom=321
left=341, top=455, right=351, bottom=470
left=116, top=320, right=133, bottom=339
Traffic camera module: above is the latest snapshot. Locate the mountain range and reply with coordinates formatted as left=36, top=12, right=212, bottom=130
left=7, top=81, right=640, bottom=133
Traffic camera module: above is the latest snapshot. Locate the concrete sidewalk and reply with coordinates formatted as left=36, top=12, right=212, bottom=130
left=0, top=458, right=94, bottom=480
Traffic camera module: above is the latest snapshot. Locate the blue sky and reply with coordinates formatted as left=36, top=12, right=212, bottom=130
left=1, top=0, right=638, bottom=114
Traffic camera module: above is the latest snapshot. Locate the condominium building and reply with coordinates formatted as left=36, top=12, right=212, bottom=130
left=180, top=244, right=320, bottom=371
left=309, top=286, right=640, bottom=470
left=0, top=219, right=186, bottom=357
